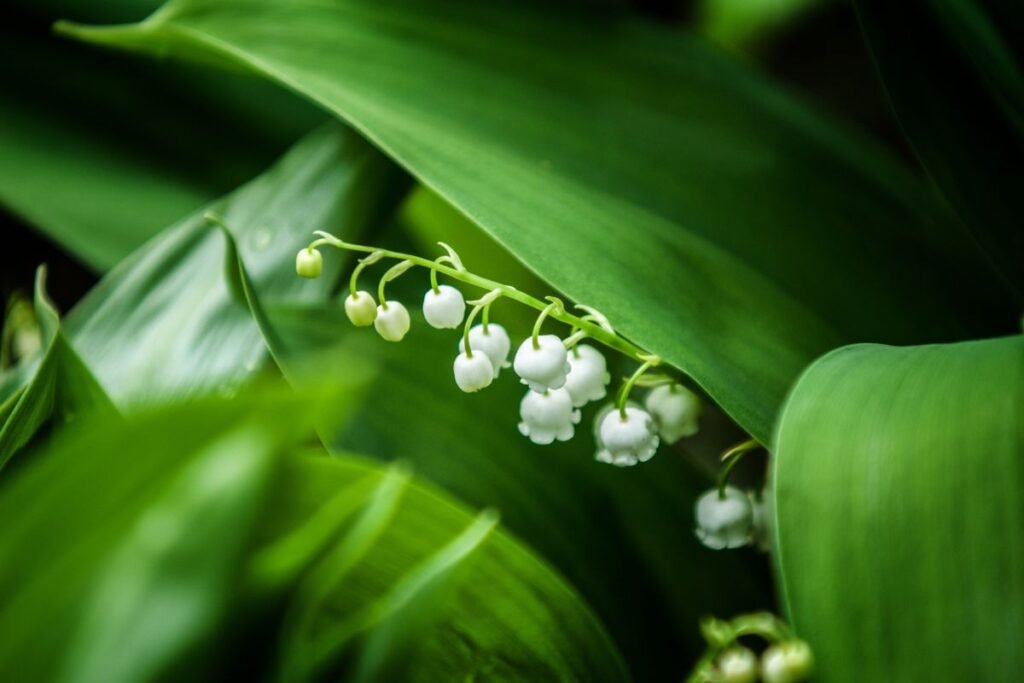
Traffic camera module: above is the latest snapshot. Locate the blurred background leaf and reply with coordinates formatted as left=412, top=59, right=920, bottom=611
left=772, top=335, right=1024, bottom=682
left=0, top=391, right=630, bottom=682
left=854, top=0, right=1024, bottom=302
left=61, top=0, right=1014, bottom=445
left=0, top=0, right=324, bottom=271
left=0, top=267, right=114, bottom=471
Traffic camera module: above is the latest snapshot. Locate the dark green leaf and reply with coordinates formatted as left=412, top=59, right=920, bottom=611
left=773, top=335, right=1024, bottom=681
left=61, top=0, right=1012, bottom=442
left=0, top=267, right=114, bottom=470
left=855, top=0, right=1024, bottom=300
left=63, top=123, right=406, bottom=405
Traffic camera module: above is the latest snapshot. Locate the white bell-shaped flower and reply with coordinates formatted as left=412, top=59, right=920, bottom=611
left=563, top=345, right=611, bottom=407
left=517, top=387, right=581, bottom=445
left=694, top=486, right=754, bottom=550
left=295, top=247, right=323, bottom=279
left=422, top=285, right=466, bottom=329
left=718, top=647, right=758, bottom=683
left=513, top=334, right=570, bottom=392
left=645, top=383, right=702, bottom=442
left=595, top=406, right=659, bottom=467
left=459, top=324, right=511, bottom=378
left=373, top=301, right=410, bottom=342
left=453, top=350, right=494, bottom=393
left=761, top=641, right=814, bottom=683
left=345, top=291, right=378, bottom=327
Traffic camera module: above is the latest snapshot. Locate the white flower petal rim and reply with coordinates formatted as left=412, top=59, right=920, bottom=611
left=517, top=388, right=581, bottom=445
left=345, top=290, right=378, bottom=327
left=595, top=405, right=659, bottom=467
left=694, top=486, right=754, bottom=550
left=453, top=351, right=494, bottom=393
left=373, top=301, right=411, bottom=342
left=564, top=344, right=611, bottom=407
left=422, top=284, right=466, bottom=329
left=513, top=334, right=570, bottom=392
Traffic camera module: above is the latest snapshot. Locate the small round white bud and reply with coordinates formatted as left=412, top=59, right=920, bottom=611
left=645, top=383, right=702, bottom=442
left=718, top=647, right=758, bottom=683
left=453, top=351, right=494, bottom=392
left=374, top=301, right=410, bottom=342
left=517, top=388, right=581, bottom=445
left=295, top=248, right=323, bottom=279
left=564, top=344, right=611, bottom=407
left=513, top=335, right=570, bottom=392
left=460, top=324, right=511, bottom=378
left=344, top=291, right=378, bottom=327
left=423, top=285, right=466, bottom=329
left=761, top=641, right=814, bottom=683
left=595, top=406, right=659, bottom=467
left=694, top=486, right=754, bottom=550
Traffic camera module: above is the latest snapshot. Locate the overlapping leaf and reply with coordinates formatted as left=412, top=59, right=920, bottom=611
left=773, top=335, right=1024, bottom=681
left=0, top=392, right=629, bottom=682
left=62, top=123, right=405, bottom=405
left=61, top=0, right=1012, bottom=442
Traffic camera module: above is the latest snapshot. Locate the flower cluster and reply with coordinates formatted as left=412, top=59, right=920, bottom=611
left=295, top=237, right=707, bottom=467
left=691, top=613, right=813, bottom=683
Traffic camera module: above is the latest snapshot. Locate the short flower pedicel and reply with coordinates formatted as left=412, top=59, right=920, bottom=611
left=293, top=227, right=742, bottom=466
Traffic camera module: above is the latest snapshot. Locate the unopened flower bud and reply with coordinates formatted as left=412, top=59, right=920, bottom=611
left=564, top=345, right=610, bottom=407
left=423, top=285, right=466, bottom=329
left=518, top=388, right=581, bottom=445
left=460, top=324, right=511, bottom=378
left=718, top=647, right=758, bottom=683
left=595, top=406, right=659, bottom=466
left=453, top=350, right=494, bottom=392
left=694, top=486, right=754, bottom=550
left=645, top=383, right=702, bottom=442
left=295, top=248, right=323, bottom=279
left=374, top=301, right=410, bottom=342
left=344, top=291, right=378, bottom=327
left=761, top=641, right=814, bottom=683
left=514, top=335, right=570, bottom=392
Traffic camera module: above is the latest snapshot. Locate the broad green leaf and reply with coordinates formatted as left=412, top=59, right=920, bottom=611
left=61, top=0, right=1012, bottom=443
left=0, top=2, right=323, bottom=270
left=0, top=391, right=628, bottom=682
left=64, top=123, right=406, bottom=405
left=773, top=335, right=1024, bottom=682
left=0, top=268, right=114, bottom=470
left=854, top=0, right=1024, bottom=301
left=269, top=301, right=769, bottom=680
left=271, top=452, right=630, bottom=683
left=60, top=425, right=279, bottom=683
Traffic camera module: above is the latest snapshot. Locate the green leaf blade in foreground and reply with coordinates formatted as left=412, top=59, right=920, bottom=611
left=773, top=336, right=1024, bottom=682
left=60, top=0, right=1013, bottom=442
left=0, top=393, right=629, bottom=682
left=64, top=123, right=406, bottom=405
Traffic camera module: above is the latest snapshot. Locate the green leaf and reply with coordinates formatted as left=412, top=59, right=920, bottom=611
left=854, top=0, right=1024, bottom=301
left=772, top=335, right=1024, bottom=681
left=269, top=302, right=769, bottom=679
left=60, top=0, right=1012, bottom=443
left=59, top=424, right=279, bottom=683
left=0, top=2, right=323, bottom=270
left=63, top=123, right=406, bottom=405
left=271, top=452, right=630, bottom=683
left=0, top=267, right=114, bottom=470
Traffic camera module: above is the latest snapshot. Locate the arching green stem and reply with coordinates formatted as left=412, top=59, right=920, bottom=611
left=616, top=355, right=661, bottom=418
left=530, top=298, right=563, bottom=350
left=309, top=230, right=649, bottom=362
left=462, top=288, right=503, bottom=356
left=350, top=251, right=384, bottom=297
left=377, top=259, right=414, bottom=310
left=716, top=438, right=761, bottom=498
